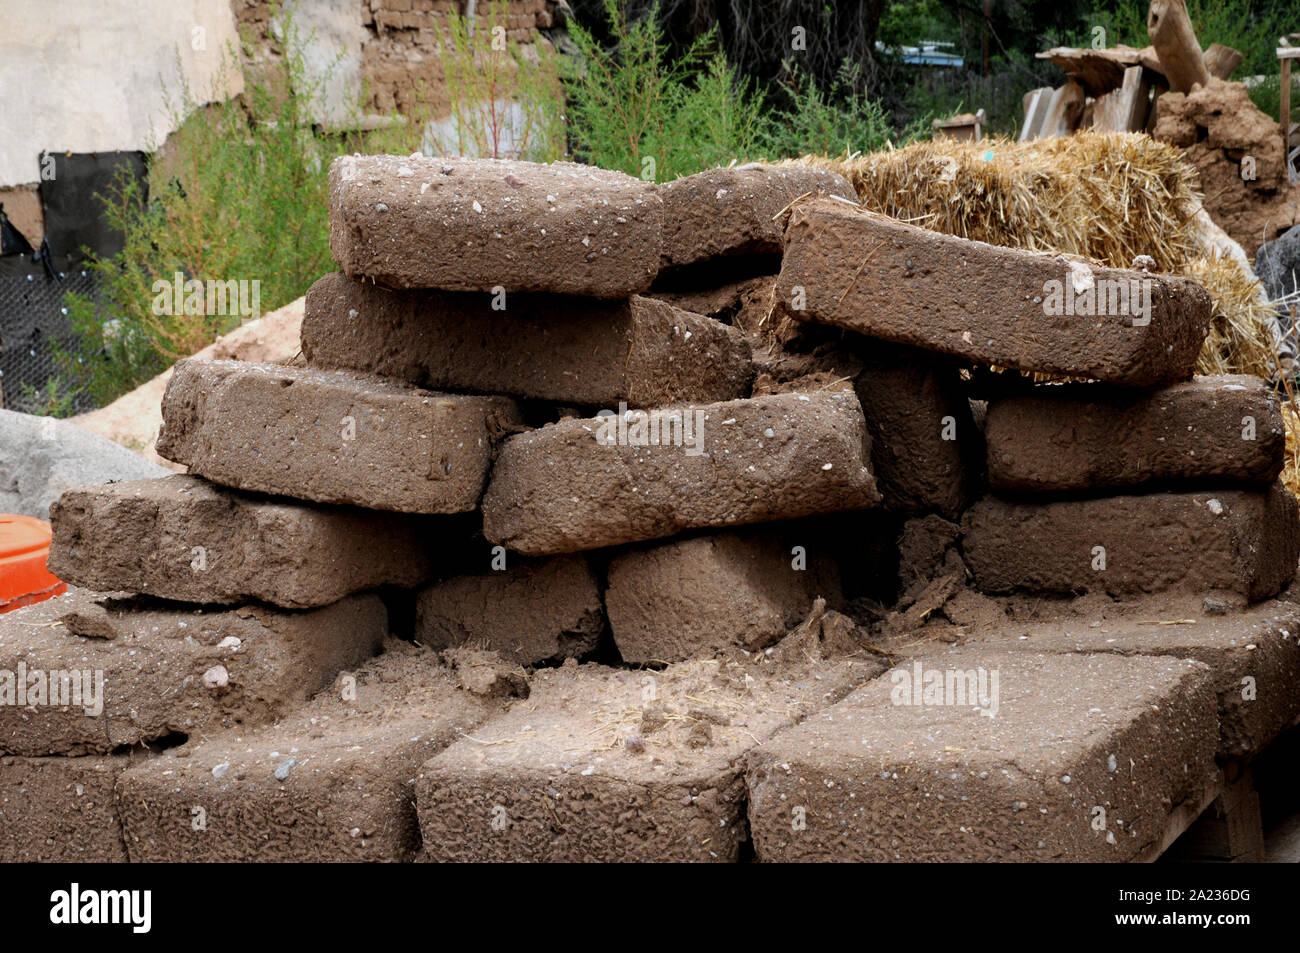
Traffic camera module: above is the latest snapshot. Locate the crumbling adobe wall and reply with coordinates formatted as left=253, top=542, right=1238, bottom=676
left=1154, top=78, right=1300, bottom=259
left=0, top=0, right=245, bottom=246
left=231, top=0, right=559, bottom=123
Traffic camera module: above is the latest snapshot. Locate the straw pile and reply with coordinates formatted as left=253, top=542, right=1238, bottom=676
left=1284, top=400, right=1300, bottom=503
left=794, top=133, right=1198, bottom=269
left=791, top=132, right=1300, bottom=499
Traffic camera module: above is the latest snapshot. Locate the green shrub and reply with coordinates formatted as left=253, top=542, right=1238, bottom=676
left=59, top=1, right=561, bottom=409
left=17, top=378, right=77, bottom=418
left=425, top=0, right=565, bottom=161
left=560, top=0, right=766, bottom=181
left=561, top=0, right=924, bottom=175
left=762, top=60, right=928, bottom=158
left=59, top=30, right=363, bottom=406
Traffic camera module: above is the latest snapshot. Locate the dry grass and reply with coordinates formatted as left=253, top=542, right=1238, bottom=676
left=1283, top=400, right=1300, bottom=496
left=793, top=133, right=1201, bottom=270
left=791, top=131, right=1300, bottom=497
left=1183, top=255, right=1281, bottom=377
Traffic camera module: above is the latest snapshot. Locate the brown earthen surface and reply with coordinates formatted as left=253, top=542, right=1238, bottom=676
left=48, top=475, right=437, bottom=608
left=985, top=375, right=1284, bottom=493
left=329, top=154, right=662, bottom=296
left=481, top=390, right=881, bottom=555
left=962, top=483, right=1299, bottom=601
left=776, top=197, right=1211, bottom=385
left=746, top=650, right=1218, bottom=861
left=158, top=359, right=521, bottom=513
left=0, top=590, right=386, bottom=756
left=302, top=272, right=752, bottom=406
left=415, top=555, right=606, bottom=665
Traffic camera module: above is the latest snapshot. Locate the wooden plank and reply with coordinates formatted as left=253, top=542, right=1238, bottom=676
left=1093, top=66, right=1151, bottom=132
left=1019, top=87, right=1055, bottom=141
left=1037, top=45, right=1162, bottom=97
left=1283, top=56, right=1292, bottom=146
left=1136, top=770, right=1224, bottom=863
left=1162, top=770, right=1264, bottom=863
left=1146, top=83, right=1168, bottom=134
left=1036, top=80, right=1086, bottom=139
left=933, top=109, right=986, bottom=142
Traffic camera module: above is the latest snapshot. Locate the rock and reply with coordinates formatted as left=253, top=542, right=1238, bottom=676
left=962, top=483, right=1300, bottom=601
left=0, top=409, right=168, bottom=519
left=0, top=590, right=386, bottom=756
left=746, top=651, right=1218, bottom=861
left=48, top=475, right=439, bottom=608
left=605, top=531, right=840, bottom=663
left=1257, top=225, right=1300, bottom=303
left=302, top=272, right=752, bottom=407
left=157, top=360, right=520, bottom=513
left=655, top=164, right=857, bottom=272
left=985, top=375, right=1285, bottom=493
left=115, top=642, right=507, bottom=862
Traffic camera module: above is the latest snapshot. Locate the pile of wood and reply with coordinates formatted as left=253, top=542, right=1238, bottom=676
left=1023, top=0, right=1239, bottom=140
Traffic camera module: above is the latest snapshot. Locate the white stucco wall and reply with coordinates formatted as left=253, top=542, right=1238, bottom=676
left=0, top=0, right=245, bottom=187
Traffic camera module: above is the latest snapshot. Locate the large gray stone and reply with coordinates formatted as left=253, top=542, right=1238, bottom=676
left=1256, top=224, right=1300, bottom=348
left=1256, top=224, right=1300, bottom=303
left=0, top=409, right=168, bottom=519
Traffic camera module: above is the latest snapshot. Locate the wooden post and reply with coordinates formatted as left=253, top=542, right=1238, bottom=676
left=1163, top=769, right=1265, bottom=863
left=1019, top=87, right=1055, bottom=141
left=1036, top=80, right=1086, bottom=138
left=1282, top=41, right=1300, bottom=181
left=1148, top=0, right=1210, bottom=92
left=982, top=0, right=993, bottom=78
left=1283, top=54, right=1293, bottom=146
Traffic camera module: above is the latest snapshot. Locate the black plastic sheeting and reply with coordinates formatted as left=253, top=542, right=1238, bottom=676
left=38, top=150, right=148, bottom=271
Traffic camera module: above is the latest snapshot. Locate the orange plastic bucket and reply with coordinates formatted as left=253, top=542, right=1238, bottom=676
left=0, top=514, right=67, bottom=614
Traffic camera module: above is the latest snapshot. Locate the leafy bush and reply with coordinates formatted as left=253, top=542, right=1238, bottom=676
left=58, top=2, right=563, bottom=409
left=59, top=32, right=363, bottom=405
left=560, top=0, right=767, bottom=180
left=761, top=60, right=925, bottom=158
left=62, top=98, right=329, bottom=401
left=562, top=0, right=923, bottom=175
left=425, top=1, right=565, bottom=161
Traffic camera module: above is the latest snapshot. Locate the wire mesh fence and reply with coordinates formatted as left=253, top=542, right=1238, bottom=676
left=0, top=268, right=101, bottom=415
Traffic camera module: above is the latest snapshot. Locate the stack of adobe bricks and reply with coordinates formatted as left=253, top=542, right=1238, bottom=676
left=767, top=196, right=1299, bottom=608
left=2, top=153, right=1297, bottom=862
left=2, top=156, right=887, bottom=862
